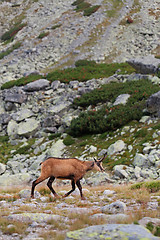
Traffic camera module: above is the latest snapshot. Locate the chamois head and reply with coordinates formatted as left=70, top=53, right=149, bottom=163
left=93, top=153, right=107, bottom=172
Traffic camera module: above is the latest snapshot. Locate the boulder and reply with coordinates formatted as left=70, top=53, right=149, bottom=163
left=65, top=224, right=159, bottom=240
left=0, top=173, right=31, bottom=186
left=12, top=109, right=34, bottom=122
left=146, top=91, right=160, bottom=117
left=17, top=118, right=40, bottom=137
left=107, top=140, right=126, bottom=156
left=47, top=139, right=66, bottom=157
left=127, top=55, right=160, bottom=74
left=133, top=153, right=150, bottom=167
left=4, top=92, right=27, bottom=104
left=0, top=163, right=6, bottom=175
left=102, top=201, right=127, bottom=214
left=19, top=189, right=41, bottom=199
left=8, top=213, right=63, bottom=223
left=113, top=94, right=130, bottom=106
left=23, top=79, right=50, bottom=92
left=113, top=165, right=129, bottom=179
left=0, top=113, right=11, bottom=125
left=7, top=119, right=18, bottom=137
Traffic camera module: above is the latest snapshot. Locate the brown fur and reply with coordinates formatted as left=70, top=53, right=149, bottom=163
left=31, top=156, right=106, bottom=200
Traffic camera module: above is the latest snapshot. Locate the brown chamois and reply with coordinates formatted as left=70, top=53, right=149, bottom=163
left=31, top=154, right=106, bottom=200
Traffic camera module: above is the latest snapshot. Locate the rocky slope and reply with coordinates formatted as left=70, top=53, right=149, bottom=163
left=0, top=0, right=160, bottom=84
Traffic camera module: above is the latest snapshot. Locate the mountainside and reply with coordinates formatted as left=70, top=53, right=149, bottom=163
left=0, top=0, right=159, bottom=85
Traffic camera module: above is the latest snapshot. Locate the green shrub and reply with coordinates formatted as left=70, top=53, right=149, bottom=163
left=68, top=101, right=145, bottom=136
left=48, top=133, right=61, bottom=140
left=14, top=145, right=31, bottom=155
left=46, top=62, right=135, bottom=83
left=1, top=23, right=26, bottom=42
left=68, top=79, right=160, bottom=136
left=1, top=74, right=42, bottom=90
left=73, top=79, right=160, bottom=107
left=72, top=0, right=84, bottom=6
left=75, top=59, right=96, bottom=67
left=0, top=136, right=9, bottom=143
left=38, top=31, right=49, bottom=39
left=63, top=135, right=75, bottom=146
left=131, top=181, right=160, bottom=193
left=75, top=2, right=91, bottom=12
left=83, top=5, right=100, bottom=16
left=0, top=42, right=21, bottom=60
left=134, top=128, right=148, bottom=138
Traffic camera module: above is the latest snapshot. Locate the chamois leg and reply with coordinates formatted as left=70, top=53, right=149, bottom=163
left=47, top=176, right=60, bottom=198
left=31, top=176, right=46, bottom=198
left=76, top=180, right=85, bottom=200
left=63, top=180, right=75, bottom=198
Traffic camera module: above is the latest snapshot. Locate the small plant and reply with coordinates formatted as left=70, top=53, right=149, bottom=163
left=83, top=5, right=100, bottom=16
left=1, top=23, right=27, bottom=42
left=72, top=0, right=84, bottom=6
left=38, top=31, right=49, bottom=39
left=0, top=42, right=21, bottom=60
left=131, top=181, right=160, bottom=193
left=63, top=135, right=75, bottom=146
left=1, top=73, right=42, bottom=90
left=48, top=133, right=61, bottom=140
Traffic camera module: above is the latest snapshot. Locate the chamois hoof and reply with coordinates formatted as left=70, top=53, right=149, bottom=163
left=81, top=196, right=86, bottom=200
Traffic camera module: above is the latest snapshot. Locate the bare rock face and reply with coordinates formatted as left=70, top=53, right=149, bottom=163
left=127, top=55, right=160, bottom=74
left=146, top=91, right=160, bottom=117
left=23, top=79, right=50, bottom=92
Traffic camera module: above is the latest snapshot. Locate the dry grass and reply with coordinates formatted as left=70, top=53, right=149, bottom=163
left=0, top=183, right=160, bottom=238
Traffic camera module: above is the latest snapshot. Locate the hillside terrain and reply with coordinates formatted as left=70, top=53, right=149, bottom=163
left=0, top=0, right=160, bottom=239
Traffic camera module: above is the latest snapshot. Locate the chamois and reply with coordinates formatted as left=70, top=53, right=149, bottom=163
left=31, top=155, right=106, bottom=200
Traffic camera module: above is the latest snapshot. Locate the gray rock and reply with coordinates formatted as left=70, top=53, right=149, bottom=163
left=86, top=172, right=114, bottom=186
left=133, top=153, right=149, bottom=167
left=107, top=140, right=126, bottom=156
left=0, top=163, right=6, bottom=175
left=91, top=213, right=129, bottom=223
left=51, top=80, right=61, bottom=90
left=0, top=113, right=11, bottom=125
left=113, top=94, right=130, bottom=106
left=146, top=91, right=160, bottom=117
left=17, top=118, right=40, bottom=137
left=113, top=165, right=129, bottom=179
left=23, top=79, right=50, bottom=92
left=8, top=213, right=63, bottom=223
left=7, top=119, right=18, bottom=137
left=12, top=109, right=34, bottom=122
left=65, top=224, right=159, bottom=240
left=5, top=92, right=27, bottom=104
left=103, top=190, right=115, bottom=196
left=102, top=201, right=127, bottom=214
left=127, top=55, right=160, bottom=74
left=47, top=139, right=66, bottom=157
left=19, top=189, right=41, bottom=199
left=0, top=173, right=31, bottom=186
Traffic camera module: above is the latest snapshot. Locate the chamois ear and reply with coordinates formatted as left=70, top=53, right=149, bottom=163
left=98, top=153, right=107, bottom=162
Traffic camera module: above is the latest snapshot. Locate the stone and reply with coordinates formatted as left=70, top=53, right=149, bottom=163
left=127, top=55, right=160, bottom=74
left=139, top=115, right=151, bottom=123
left=23, top=79, right=50, bottom=92
left=146, top=91, right=160, bottom=117
left=8, top=213, right=63, bottom=223
left=0, top=113, right=11, bottom=125
left=7, top=119, right=18, bottom=137
left=133, top=153, right=149, bottom=167
left=113, top=165, right=129, bottom=179
left=65, top=224, right=159, bottom=240
left=17, top=118, right=40, bottom=137
left=47, top=139, right=66, bottom=157
left=4, top=92, right=27, bottom=104
left=107, top=140, right=126, bottom=156
left=19, top=189, right=41, bottom=199
left=86, top=172, right=114, bottom=186
left=12, top=109, right=34, bottom=122
left=103, top=190, right=115, bottom=196
left=0, top=163, right=6, bottom=175
left=51, top=80, right=61, bottom=90
left=102, top=201, right=127, bottom=214
left=113, top=94, right=130, bottom=106
left=0, top=173, right=31, bottom=186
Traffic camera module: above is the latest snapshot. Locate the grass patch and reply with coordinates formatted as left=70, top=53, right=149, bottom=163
left=68, top=79, right=160, bottom=136
left=51, top=24, right=62, bottom=30
left=47, top=62, right=135, bottom=83
left=0, top=42, right=21, bottom=60
left=131, top=181, right=160, bottom=193
left=1, top=73, right=43, bottom=90
left=1, top=22, right=27, bottom=42
left=38, top=31, right=49, bottom=39
left=63, top=135, right=75, bottom=146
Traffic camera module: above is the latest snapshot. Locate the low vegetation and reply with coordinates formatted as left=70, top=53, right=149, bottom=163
left=0, top=182, right=159, bottom=239
left=72, top=0, right=100, bottom=16
left=1, top=22, right=27, bottom=42
left=69, top=79, right=160, bottom=136
left=0, top=42, right=21, bottom=60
